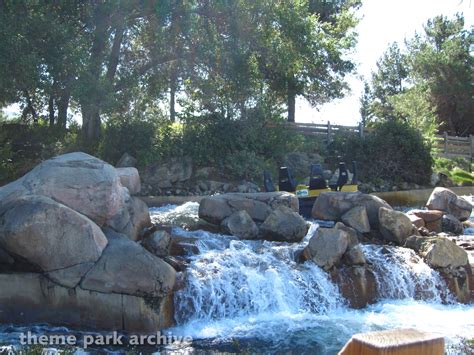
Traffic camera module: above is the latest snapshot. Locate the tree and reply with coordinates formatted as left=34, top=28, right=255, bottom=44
left=359, top=81, right=372, bottom=126
left=369, top=42, right=408, bottom=121
left=408, top=14, right=473, bottom=135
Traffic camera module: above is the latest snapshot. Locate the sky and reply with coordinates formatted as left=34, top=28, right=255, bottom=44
left=3, top=0, right=473, bottom=124
left=296, top=0, right=474, bottom=126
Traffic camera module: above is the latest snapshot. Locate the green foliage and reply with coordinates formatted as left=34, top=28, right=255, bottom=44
left=333, top=120, right=433, bottom=185
left=364, top=14, right=473, bottom=137
left=100, top=115, right=160, bottom=167
left=433, top=156, right=473, bottom=186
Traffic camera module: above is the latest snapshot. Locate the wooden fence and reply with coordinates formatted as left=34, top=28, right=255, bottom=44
left=289, top=121, right=473, bottom=162
left=432, top=132, right=474, bottom=161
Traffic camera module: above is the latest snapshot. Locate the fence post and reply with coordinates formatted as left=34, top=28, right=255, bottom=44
left=327, top=121, right=332, bottom=145
left=443, top=131, right=448, bottom=155
left=470, top=134, right=474, bottom=172
left=359, top=122, right=364, bottom=138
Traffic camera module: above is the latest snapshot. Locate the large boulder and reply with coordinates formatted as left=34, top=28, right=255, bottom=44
left=18, top=152, right=125, bottom=226
left=312, top=192, right=392, bottom=228
left=405, top=235, right=469, bottom=269
left=259, top=206, right=308, bottom=242
left=426, top=187, right=472, bottom=221
left=0, top=273, right=174, bottom=332
left=302, top=228, right=349, bottom=270
left=198, top=192, right=299, bottom=225
left=0, top=195, right=107, bottom=274
left=142, top=230, right=172, bottom=257
left=81, top=230, right=176, bottom=299
left=221, top=210, right=259, bottom=240
left=378, top=207, right=413, bottom=245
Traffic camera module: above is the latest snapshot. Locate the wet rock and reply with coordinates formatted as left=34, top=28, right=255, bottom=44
left=335, top=222, right=360, bottom=247
left=405, top=235, right=469, bottom=269
left=438, top=264, right=473, bottom=304
left=378, top=207, right=413, bottom=245
left=0, top=195, right=107, bottom=273
left=198, top=192, right=299, bottom=225
left=344, top=245, right=366, bottom=265
left=312, top=192, right=392, bottom=228
left=116, top=167, right=141, bottom=195
left=341, top=206, right=371, bottom=233
left=221, top=210, right=259, bottom=240
left=332, top=266, right=377, bottom=308
left=303, top=228, right=349, bottom=270
left=426, top=187, right=472, bottom=221
left=442, top=214, right=464, bottom=235
left=0, top=273, right=174, bottom=332
left=259, top=206, right=308, bottom=242
left=142, top=230, right=172, bottom=257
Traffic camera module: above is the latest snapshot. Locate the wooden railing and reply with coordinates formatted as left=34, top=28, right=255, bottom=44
left=432, top=132, right=474, bottom=161
left=288, top=121, right=367, bottom=143
left=290, top=121, right=473, bottom=162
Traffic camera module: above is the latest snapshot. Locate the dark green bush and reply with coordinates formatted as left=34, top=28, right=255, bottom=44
left=332, top=120, right=433, bottom=185
left=100, top=115, right=160, bottom=167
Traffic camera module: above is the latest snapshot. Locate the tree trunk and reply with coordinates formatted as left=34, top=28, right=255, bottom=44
left=57, top=88, right=70, bottom=129
left=287, top=80, right=296, bottom=123
left=48, top=94, right=55, bottom=127
left=170, top=82, right=176, bottom=122
left=81, top=104, right=101, bottom=150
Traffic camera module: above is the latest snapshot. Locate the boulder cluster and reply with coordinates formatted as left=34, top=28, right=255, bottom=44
left=0, top=153, right=176, bottom=332
left=198, top=192, right=308, bottom=242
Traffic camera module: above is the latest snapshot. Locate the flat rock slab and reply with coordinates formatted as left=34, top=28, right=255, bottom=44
left=340, top=328, right=444, bottom=355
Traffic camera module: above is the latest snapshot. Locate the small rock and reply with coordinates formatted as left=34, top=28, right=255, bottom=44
left=341, top=206, right=371, bottom=233
left=426, top=187, right=472, bottom=221
left=378, top=207, right=413, bottom=245
left=442, top=214, right=464, bottom=235
left=221, top=210, right=259, bottom=240
left=142, top=230, right=172, bottom=257
left=407, top=213, right=425, bottom=229
left=302, top=228, right=349, bottom=270
left=259, top=206, right=308, bottom=242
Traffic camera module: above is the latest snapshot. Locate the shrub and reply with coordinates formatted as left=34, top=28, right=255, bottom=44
left=333, top=120, right=433, bottom=185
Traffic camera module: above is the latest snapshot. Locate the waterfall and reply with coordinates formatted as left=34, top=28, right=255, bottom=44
left=362, top=245, right=452, bottom=303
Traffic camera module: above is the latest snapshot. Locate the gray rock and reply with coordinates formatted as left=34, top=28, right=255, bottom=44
left=19, top=152, right=125, bottom=226
left=142, top=230, right=172, bottom=257
left=0, top=195, right=107, bottom=272
left=441, top=214, right=464, bottom=235
left=105, top=193, right=151, bottom=241
left=116, top=152, right=137, bottom=168
left=259, top=206, right=308, bottom=242
left=426, top=187, right=472, bottom=221
left=198, top=192, right=299, bottom=225
left=335, top=222, right=360, bottom=248
left=378, top=207, right=413, bottom=245
left=0, top=273, right=174, bottom=332
left=341, top=206, right=371, bottom=233
left=81, top=231, right=176, bottom=298
left=303, top=228, right=349, bottom=270
left=221, top=210, right=259, bottom=239
left=405, top=235, right=468, bottom=269
left=46, top=263, right=95, bottom=289
left=312, top=192, right=392, bottom=228
left=116, top=167, right=141, bottom=195
left=142, top=157, right=193, bottom=189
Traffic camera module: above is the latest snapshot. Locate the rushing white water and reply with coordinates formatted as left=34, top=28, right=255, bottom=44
left=147, top=203, right=472, bottom=353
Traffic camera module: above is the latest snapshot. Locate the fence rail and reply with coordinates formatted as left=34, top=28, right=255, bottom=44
left=289, top=121, right=473, bottom=162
